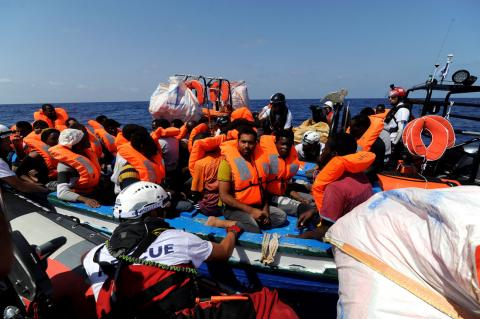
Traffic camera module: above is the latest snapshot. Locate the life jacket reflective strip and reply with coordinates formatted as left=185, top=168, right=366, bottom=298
left=188, top=123, right=209, bottom=152
left=86, top=128, right=103, bottom=158
left=259, top=135, right=300, bottom=195
left=402, top=115, right=455, bottom=162
left=189, top=135, right=226, bottom=176
left=185, top=80, right=205, bottom=105
left=220, top=140, right=267, bottom=206
left=357, top=115, right=385, bottom=151
left=176, top=124, right=188, bottom=140
left=117, top=143, right=165, bottom=184
left=209, top=80, right=230, bottom=104
left=312, top=151, right=376, bottom=212
left=231, top=107, right=254, bottom=123
left=49, top=145, right=101, bottom=192
left=115, top=132, right=128, bottom=148
left=23, top=139, right=58, bottom=178
left=33, top=107, right=68, bottom=130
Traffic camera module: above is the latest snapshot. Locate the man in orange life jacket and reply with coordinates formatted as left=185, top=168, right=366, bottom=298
left=294, top=133, right=374, bottom=240
left=34, top=103, right=69, bottom=130
left=83, top=181, right=298, bottom=319
left=218, top=126, right=287, bottom=233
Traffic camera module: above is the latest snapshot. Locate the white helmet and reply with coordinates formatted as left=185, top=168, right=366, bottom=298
left=113, top=181, right=171, bottom=219
left=302, top=131, right=320, bottom=145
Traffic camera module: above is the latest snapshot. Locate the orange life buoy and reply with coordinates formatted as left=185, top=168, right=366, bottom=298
left=209, top=81, right=230, bottom=104
left=185, top=80, right=205, bottom=105
left=402, top=115, right=455, bottom=161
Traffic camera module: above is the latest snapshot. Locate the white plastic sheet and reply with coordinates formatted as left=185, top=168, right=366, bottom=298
left=230, top=80, right=249, bottom=110
left=326, top=186, right=480, bottom=318
left=149, top=76, right=202, bottom=122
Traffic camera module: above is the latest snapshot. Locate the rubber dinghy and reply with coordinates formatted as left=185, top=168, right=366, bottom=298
left=47, top=192, right=338, bottom=294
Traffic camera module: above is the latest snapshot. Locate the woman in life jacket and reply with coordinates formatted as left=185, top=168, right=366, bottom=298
left=49, top=125, right=102, bottom=208
left=33, top=103, right=69, bottom=130
left=82, top=181, right=298, bottom=319
left=17, top=128, right=60, bottom=187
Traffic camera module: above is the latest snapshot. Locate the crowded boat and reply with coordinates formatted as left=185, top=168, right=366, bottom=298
left=1, top=68, right=480, bottom=319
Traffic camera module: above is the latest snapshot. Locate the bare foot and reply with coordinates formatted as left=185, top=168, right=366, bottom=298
left=205, top=216, right=236, bottom=228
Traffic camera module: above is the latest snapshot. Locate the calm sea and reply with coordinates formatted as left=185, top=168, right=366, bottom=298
left=1, top=99, right=479, bottom=142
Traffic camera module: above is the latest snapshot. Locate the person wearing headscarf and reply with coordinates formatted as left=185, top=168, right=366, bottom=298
left=49, top=127, right=102, bottom=207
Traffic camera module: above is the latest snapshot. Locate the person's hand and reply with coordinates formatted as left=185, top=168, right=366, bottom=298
left=250, top=208, right=268, bottom=223
left=297, top=210, right=315, bottom=228
left=10, top=134, right=22, bottom=147
left=27, top=169, right=39, bottom=182
left=81, top=197, right=101, bottom=208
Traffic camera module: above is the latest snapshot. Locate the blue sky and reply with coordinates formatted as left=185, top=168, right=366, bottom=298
left=1, top=0, right=479, bottom=103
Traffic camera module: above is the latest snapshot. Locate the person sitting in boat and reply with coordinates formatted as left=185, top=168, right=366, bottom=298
left=88, top=117, right=119, bottom=168
left=82, top=181, right=298, bottom=319
left=0, top=124, right=48, bottom=193
left=295, top=130, right=323, bottom=162
left=17, top=128, right=60, bottom=189
left=190, top=132, right=226, bottom=216
left=33, top=103, right=69, bottom=130
left=9, top=121, right=34, bottom=168
left=292, top=101, right=330, bottom=144
left=260, top=130, right=315, bottom=216
left=23, top=120, right=49, bottom=142
left=383, top=86, right=411, bottom=168
left=375, top=103, right=386, bottom=115
left=218, top=125, right=287, bottom=233
left=151, top=118, right=180, bottom=176
left=294, top=133, right=375, bottom=240
left=258, top=93, right=293, bottom=135
left=349, top=114, right=386, bottom=183
left=49, top=127, right=102, bottom=208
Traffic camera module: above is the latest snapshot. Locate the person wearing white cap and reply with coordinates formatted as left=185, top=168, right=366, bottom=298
left=0, top=124, right=48, bottom=193
left=49, top=125, right=102, bottom=207
left=295, top=131, right=323, bottom=162
left=292, top=100, right=331, bottom=144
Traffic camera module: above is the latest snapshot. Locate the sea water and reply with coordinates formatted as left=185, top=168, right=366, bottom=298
left=1, top=98, right=479, bottom=143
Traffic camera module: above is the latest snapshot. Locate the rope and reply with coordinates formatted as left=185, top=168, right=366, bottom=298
left=260, top=233, right=280, bottom=266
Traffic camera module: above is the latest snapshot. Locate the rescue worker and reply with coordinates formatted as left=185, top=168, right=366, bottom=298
left=49, top=127, right=102, bottom=208
left=33, top=103, right=69, bottom=130
left=258, top=93, right=293, bottom=134
left=218, top=126, right=287, bottom=233
left=83, top=181, right=298, bottom=319
left=384, top=86, right=411, bottom=168
left=295, top=133, right=374, bottom=240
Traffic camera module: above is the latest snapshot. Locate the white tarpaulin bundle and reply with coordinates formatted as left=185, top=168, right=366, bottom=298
left=325, top=186, right=480, bottom=319
left=149, top=76, right=202, bottom=122
left=230, top=80, right=250, bottom=110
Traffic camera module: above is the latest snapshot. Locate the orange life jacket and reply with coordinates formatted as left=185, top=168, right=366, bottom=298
left=312, top=151, right=376, bottom=212
left=117, top=143, right=165, bottom=184
left=176, top=124, right=188, bottom=140
left=230, top=107, right=254, bottom=123
left=88, top=120, right=117, bottom=155
left=189, top=135, right=226, bottom=176
left=151, top=127, right=181, bottom=141
left=259, top=135, right=300, bottom=196
left=23, top=139, right=58, bottom=179
left=33, top=107, right=68, bottom=130
left=374, top=109, right=390, bottom=119
left=357, top=115, right=385, bottom=151
left=185, top=80, right=205, bottom=105
left=85, top=128, right=103, bottom=158
left=188, top=123, right=209, bottom=152
left=23, top=131, right=42, bottom=143
left=220, top=140, right=267, bottom=206
left=49, top=145, right=101, bottom=193
left=115, top=132, right=129, bottom=148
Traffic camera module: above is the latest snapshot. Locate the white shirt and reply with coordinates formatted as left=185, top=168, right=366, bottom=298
left=295, top=143, right=323, bottom=162
left=0, top=158, right=15, bottom=179
left=259, top=105, right=293, bottom=129
left=158, top=137, right=179, bottom=172
left=384, top=104, right=410, bottom=143
left=83, top=229, right=213, bottom=300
